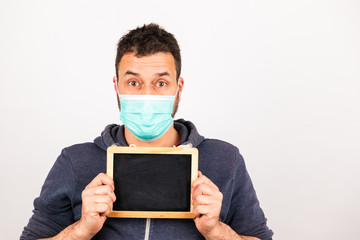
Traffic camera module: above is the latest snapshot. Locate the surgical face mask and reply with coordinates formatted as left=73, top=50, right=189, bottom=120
left=118, top=92, right=177, bottom=142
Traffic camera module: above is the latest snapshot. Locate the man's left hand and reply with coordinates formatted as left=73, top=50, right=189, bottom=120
left=192, top=171, right=223, bottom=238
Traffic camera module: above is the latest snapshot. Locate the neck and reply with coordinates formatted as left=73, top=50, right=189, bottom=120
left=124, top=124, right=180, bottom=147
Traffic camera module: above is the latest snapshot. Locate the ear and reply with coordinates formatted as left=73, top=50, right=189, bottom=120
left=114, top=76, right=121, bottom=110
left=177, top=77, right=184, bottom=102
left=113, top=76, right=118, bottom=92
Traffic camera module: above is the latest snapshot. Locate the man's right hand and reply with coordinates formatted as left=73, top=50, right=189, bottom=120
left=77, top=173, right=116, bottom=238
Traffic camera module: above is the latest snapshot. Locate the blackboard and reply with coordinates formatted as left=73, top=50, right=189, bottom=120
left=106, top=146, right=198, bottom=218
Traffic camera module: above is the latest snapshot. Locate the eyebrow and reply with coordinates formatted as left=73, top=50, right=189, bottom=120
left=158, top=72, right=170, bottom=77
left=124, top=71, right=138, bottom=77
left=123, top=71, right=171, bottom=77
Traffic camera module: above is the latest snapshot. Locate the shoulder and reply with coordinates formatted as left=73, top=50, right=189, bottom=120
left=197, top=138, right=243, bottom=162
left=53, top=142, right=106, bottom=194
left=197, top=138, right=245, bottom=177
left=63, top=142, right=103, bottom=157
left=199, top=138, right=238, bottom=150
left=59, top=142, right=106, bottom=176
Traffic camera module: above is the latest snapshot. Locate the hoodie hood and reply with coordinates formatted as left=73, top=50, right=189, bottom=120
left=94, top=119, right=205, bottom=151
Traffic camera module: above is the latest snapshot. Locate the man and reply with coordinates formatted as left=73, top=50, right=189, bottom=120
left=21, top=23, right=273, bottom=240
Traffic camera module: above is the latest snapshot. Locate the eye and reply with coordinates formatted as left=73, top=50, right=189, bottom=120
left=156, top=81, right=167, bottom=87
left=128, top=81, right=139, bottom=87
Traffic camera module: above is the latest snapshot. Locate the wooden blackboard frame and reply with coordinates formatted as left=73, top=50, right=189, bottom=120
left=106, top=146, right=198, bottom=218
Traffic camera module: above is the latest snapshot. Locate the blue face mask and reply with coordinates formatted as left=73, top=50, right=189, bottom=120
left=119, top=94, right=176, bottom=142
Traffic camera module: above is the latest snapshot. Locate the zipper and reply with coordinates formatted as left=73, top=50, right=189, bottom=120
left=144, top=218, right=151, bottom=240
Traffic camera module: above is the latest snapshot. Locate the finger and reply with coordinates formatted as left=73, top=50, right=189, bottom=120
left=193, top=194, right=214, bottom=206
left=110, top=191, right=116, bottom=203
left=193, top=207, right=201, bottom=218
left=192, top=183, right=215, bottom=198
left=192, top=200, right=202, bottom=218
left=192, top=187, right=212, bottom=205
left=192, top=175, right=219, bottom=192
left=92, top=185, right=112, bottom=195
left=83, top=194, right=114, bottom=208
left=93, top=203, right=112, bottom=216
left=94, top=195, right=114, bottom=207
left=192, top=189, right=223, bottom=208
left=85, top=173, right=114, bottom=190
left=193, top=204, right=211, bottom=217
left=83, top=195, right=114, bottom=214
left=82, top=186, right=116, bottom=203
left=94, top=185, right=117, bottom=202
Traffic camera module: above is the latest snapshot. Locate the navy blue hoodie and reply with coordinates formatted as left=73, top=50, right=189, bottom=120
left=21, top=119, right=273, bottom=239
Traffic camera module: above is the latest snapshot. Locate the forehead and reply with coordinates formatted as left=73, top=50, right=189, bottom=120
left=118, top=52, right=176, bottom=75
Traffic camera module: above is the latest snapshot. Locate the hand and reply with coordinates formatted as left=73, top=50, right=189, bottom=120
left=192, top=171, right=223, bottom=238
left=78, top=173, right=116, bottom=238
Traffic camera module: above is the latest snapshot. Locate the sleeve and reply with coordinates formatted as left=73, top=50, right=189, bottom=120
left=21, top=148, right=77, bottom=239
left=225, top=148, right=274, bottom=240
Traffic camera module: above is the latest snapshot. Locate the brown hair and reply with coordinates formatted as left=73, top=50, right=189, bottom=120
left=115, top=23, right=181, bottom=80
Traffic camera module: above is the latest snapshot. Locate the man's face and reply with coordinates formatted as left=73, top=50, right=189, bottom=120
left=115, top=52, right=183, bottom=117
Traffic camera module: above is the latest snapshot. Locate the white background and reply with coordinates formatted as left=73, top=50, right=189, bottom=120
left=1, top=0, right=359, bottom=239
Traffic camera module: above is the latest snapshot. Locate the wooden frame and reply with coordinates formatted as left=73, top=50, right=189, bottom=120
left=106, top=146, right=198, bottom=218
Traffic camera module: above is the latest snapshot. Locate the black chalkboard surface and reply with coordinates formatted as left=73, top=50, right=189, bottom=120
left=106, top=146, right=198, bottom=218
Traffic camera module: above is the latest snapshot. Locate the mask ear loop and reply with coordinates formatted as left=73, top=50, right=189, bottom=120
left=174, top=80, right=180, bottom=98
left=113, top=76, right=121, bottom=96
